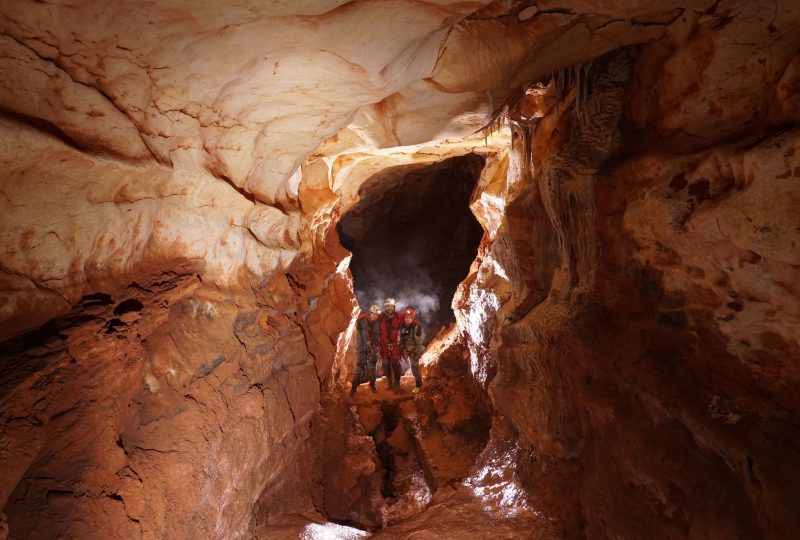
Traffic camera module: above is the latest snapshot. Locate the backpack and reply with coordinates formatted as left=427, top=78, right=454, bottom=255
left=400, top=321, right=422, bottom=351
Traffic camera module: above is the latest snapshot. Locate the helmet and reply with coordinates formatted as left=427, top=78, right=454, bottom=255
left=404, top=307, right=415, bottom=318
left=369, top=304, right=381, bottom=314
left=384, top=297, right=396, bottom=307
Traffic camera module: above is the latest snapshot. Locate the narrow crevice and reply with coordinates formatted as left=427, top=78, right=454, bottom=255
left=375, top=402, right=401, bottom=499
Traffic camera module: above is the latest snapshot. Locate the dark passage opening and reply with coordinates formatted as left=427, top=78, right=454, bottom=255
left=337, top=154, right=485, bottom=338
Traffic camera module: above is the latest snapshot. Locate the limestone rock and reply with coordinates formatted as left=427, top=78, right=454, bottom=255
left=2, top=1, right=800, bottom=539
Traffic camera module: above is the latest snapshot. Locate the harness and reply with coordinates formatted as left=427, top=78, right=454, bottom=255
left=381, top=313, right=402, bottom=339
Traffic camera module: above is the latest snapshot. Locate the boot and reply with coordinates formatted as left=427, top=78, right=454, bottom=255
left=349, top=384, right=357, bottom=398
left=369, top=382, right=378, bottom=394
left=392, top=381, right=400, bottom=394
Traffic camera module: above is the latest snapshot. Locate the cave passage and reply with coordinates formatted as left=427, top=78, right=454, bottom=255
left=337, top=154, right=485, bottom=339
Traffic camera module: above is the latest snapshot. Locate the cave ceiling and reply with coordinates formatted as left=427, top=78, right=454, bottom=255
left=0, top=0, right=731, bottom=339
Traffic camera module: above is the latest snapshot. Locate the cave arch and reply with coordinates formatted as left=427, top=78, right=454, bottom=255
left=337, top=154, right=485, bottom=339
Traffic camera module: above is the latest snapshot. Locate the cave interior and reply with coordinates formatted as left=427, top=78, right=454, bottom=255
left=0, top=1, right=799, bottom=539
left=337, top=154, right=485, bottom=335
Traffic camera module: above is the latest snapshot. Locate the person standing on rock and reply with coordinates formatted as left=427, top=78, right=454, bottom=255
left=379, top=297, right=403, bottom=392
left=351, top=304, right=381, bottom=397
left=399, top=307, right=424, bottom=394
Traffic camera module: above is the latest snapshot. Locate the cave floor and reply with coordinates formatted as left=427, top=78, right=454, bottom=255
left=253, top=488, right=556, bottom=539
left=254, top=372, right=559, bottom=539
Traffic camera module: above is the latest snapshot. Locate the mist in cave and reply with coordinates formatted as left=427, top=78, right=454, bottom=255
left=337, top=154, right=485, bottom=338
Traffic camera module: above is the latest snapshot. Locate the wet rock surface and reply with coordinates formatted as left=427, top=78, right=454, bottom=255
left=283, top=331, right=492, bottom=532
left=254, top=332, right=555, bottom=539
left=457, top=22, right=800, bottom=539
left=1, top=1, right=799, bottom=539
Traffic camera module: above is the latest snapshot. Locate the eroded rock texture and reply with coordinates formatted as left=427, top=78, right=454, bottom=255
left=1, top=0, right=799, bottom=539
left=0, top=256, right=354, bottom=538
left=458, top=6, right=800, bottom=538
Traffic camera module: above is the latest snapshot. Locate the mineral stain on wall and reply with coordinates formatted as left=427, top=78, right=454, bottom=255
left=1, top=1, right=799, bottom=539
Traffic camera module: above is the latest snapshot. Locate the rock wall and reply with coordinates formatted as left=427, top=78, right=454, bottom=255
left=1, top=1, right=799, bottom=539
left=460, top=4, right=800, bottom=538
left=251, top=330, right=496, bottom=535
left=0, top=246, right=354, bottom=539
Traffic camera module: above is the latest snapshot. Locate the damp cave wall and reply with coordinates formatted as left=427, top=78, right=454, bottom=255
left=459, top=32, right=800, bottom=540
left=0, top=1, right=799, bottom=539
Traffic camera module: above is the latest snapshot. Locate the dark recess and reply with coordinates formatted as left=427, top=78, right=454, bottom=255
left=114, top=298, right=144, bottom=315
left=337, top=154, right=485, bottom=339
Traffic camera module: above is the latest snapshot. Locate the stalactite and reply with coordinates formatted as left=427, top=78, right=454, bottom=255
left=481, top=106, right=508, bottom=147
left=509, top=117, right=537, bottom=183
left=496, top=50, right=627, bottom=304
left=552, top=60, right=595, bottom=124
left=575, top=59, right=594, bottom=122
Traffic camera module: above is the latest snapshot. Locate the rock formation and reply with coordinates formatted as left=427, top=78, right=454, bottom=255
left=1, top=1, right=798, bottom=539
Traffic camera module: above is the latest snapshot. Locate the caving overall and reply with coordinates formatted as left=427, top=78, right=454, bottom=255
left=352, top=313, right=380, bottom=396
left=380, top=310, right=403, bottom=392
left=399, top=319, right=423, bottom=390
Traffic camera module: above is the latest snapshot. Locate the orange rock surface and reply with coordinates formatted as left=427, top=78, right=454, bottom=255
left=1, top=1, right=799, bottom=539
